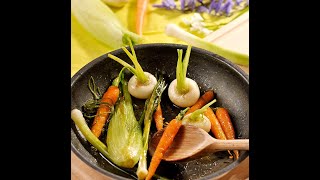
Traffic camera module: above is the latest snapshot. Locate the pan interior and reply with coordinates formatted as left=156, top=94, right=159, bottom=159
left=71, top=44, right=249, bottom=180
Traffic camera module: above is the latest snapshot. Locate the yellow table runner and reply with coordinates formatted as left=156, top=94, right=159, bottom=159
left=71, top=0, right=247, bottom=76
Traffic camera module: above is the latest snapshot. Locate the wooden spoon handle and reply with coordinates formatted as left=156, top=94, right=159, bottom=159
left=208, top=139, right=249, bottom=151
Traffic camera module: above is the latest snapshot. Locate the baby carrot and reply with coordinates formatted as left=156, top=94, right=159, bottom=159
left=146, top=118, right=181, bottom=180
left=204, top=107, right=233, bottom=157
left=185, top=90, right=214, bottom=115
left=204, top=107, right=227, bottom=140
left=145, top=108, right=188, bottom=180
left=215, top=107, right=239, bottom=159
left=91, top=85, right=120, bottom=138
left=153, top=104, right=164, bottom=131
left=136, top=0, right=149, bottom=35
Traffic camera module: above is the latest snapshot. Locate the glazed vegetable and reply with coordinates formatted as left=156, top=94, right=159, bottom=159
left=136, top=77, right=167, bottom=180
left=215, top=107, right=239, bottom=159
left=71, top=109, right=136, bottom=178
left=168, top=45, right=200, bottom=107
left=71, top=0, right=143, bottom=49
left=204, top=107, right=227, bottom=140
left=145, top=108, right=189, bottom=180
left=136, top=0, right=149, bottom=35
left=90, top=76, right=120, bottom=138
left=182, top=99, right=216, bottom=132
left=72, top=109, right=111, bottom=158
left=153, top=104, right=164, bottom=131
left=165, top=23, right=249, bottom=66
left=101, top=0, right=128, bottom=7
left=108, top=38, right=157, bottom=99
left=185, top=90, right=214, bottom=115
left=204, top=107, right=233, bottom=157
left=106, top=78, right=143, bottom=168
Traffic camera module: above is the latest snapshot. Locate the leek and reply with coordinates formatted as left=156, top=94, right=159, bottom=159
left=71, top=0, right=143, bottom=49
left=165, top=23, right=249, bottom=66
left=71, top=109, right=136, bottom=178
left=101, top=0, right=128, bottom=8
left=136, top=76, right=167, bottom=179
left=71, top=109, right=111, bottom=159
left=106, top=79, right=143, bottom=168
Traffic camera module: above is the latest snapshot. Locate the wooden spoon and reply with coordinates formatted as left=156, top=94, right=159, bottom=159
left=148, top=125, right=249, bottom=161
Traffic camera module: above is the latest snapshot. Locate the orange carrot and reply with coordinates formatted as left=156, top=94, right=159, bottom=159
left=153, top=104, right=164, bottom=131
left=204, top=107, right=233, bottom=157
left=204, top=107, right=227, bottom=140
left=91, top=85, right=120, bottom=138
left=215, top=107, right=239, bottom=159
left=146, top=118, right=182, bottom=180
left=185, top=90, right=214, bottom=115
left=136, top=0, right=149, bottom=35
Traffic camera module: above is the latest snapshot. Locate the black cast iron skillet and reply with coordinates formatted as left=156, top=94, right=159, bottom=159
left=71, top=43, right=249, bottom=180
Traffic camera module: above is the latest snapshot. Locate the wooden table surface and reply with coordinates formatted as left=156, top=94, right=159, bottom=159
left=71, top=11, right=249, bottom=180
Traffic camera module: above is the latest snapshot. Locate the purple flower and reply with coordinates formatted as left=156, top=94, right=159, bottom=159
left=153, top=0, right=248, bottom=17
left=236, top=0, right=243, bottom=5
left=197, top=6, right=209, bottom=13
left=197, top=0, right=204, bottom=4
left=153, top=0, right=176, bottom=10
left=208, top=0, right=216, bottom=13
left=215, top=0, right=224, bottom=14
left=180, top=0, right=185, bottom=10
left=187, top=0, right=196, bottom=11
left=165, top=0, right=176, bottom=8
left=225, top=0, right=234, bottom=15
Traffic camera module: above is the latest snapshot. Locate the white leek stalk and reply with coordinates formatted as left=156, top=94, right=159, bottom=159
left=71, top=0, right=143, bottom=49
left=165, top=24, right=249, bottom=66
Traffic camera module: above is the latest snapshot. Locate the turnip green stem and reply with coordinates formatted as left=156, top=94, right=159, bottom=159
left=190, top=99, right=217, bottom=120
left=108, top=38, right=148, bottom=84
left=176, top=107, right=190, bottom=120
left=112, top=67, right=126, bottom=87
left=176, top=45, right=192, bottom=94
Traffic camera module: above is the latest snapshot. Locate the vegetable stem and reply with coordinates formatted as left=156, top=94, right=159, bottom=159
left=190, top=99, right=217, bottom=121
left=111, top=67, right=126, bottom=87
left=176, top=107, right=189, bottom=121
left=88, top=76, right=102, bottom=100
left=165, top=23, right=249, bottom=66
left=108, top=54, right=138, bottom=75
left=176, top=45, right=192, bottom=94
left=185, top=90, right=214, bottom=115
left=71, top=109, right=137, bottom=178
left=71, top=109, right=111, bottom=159
left=136, top=76, right=167, bottom=180
left=108, top=38, right=148, bottom=84
left=71, top=0, right=143, bottom=49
